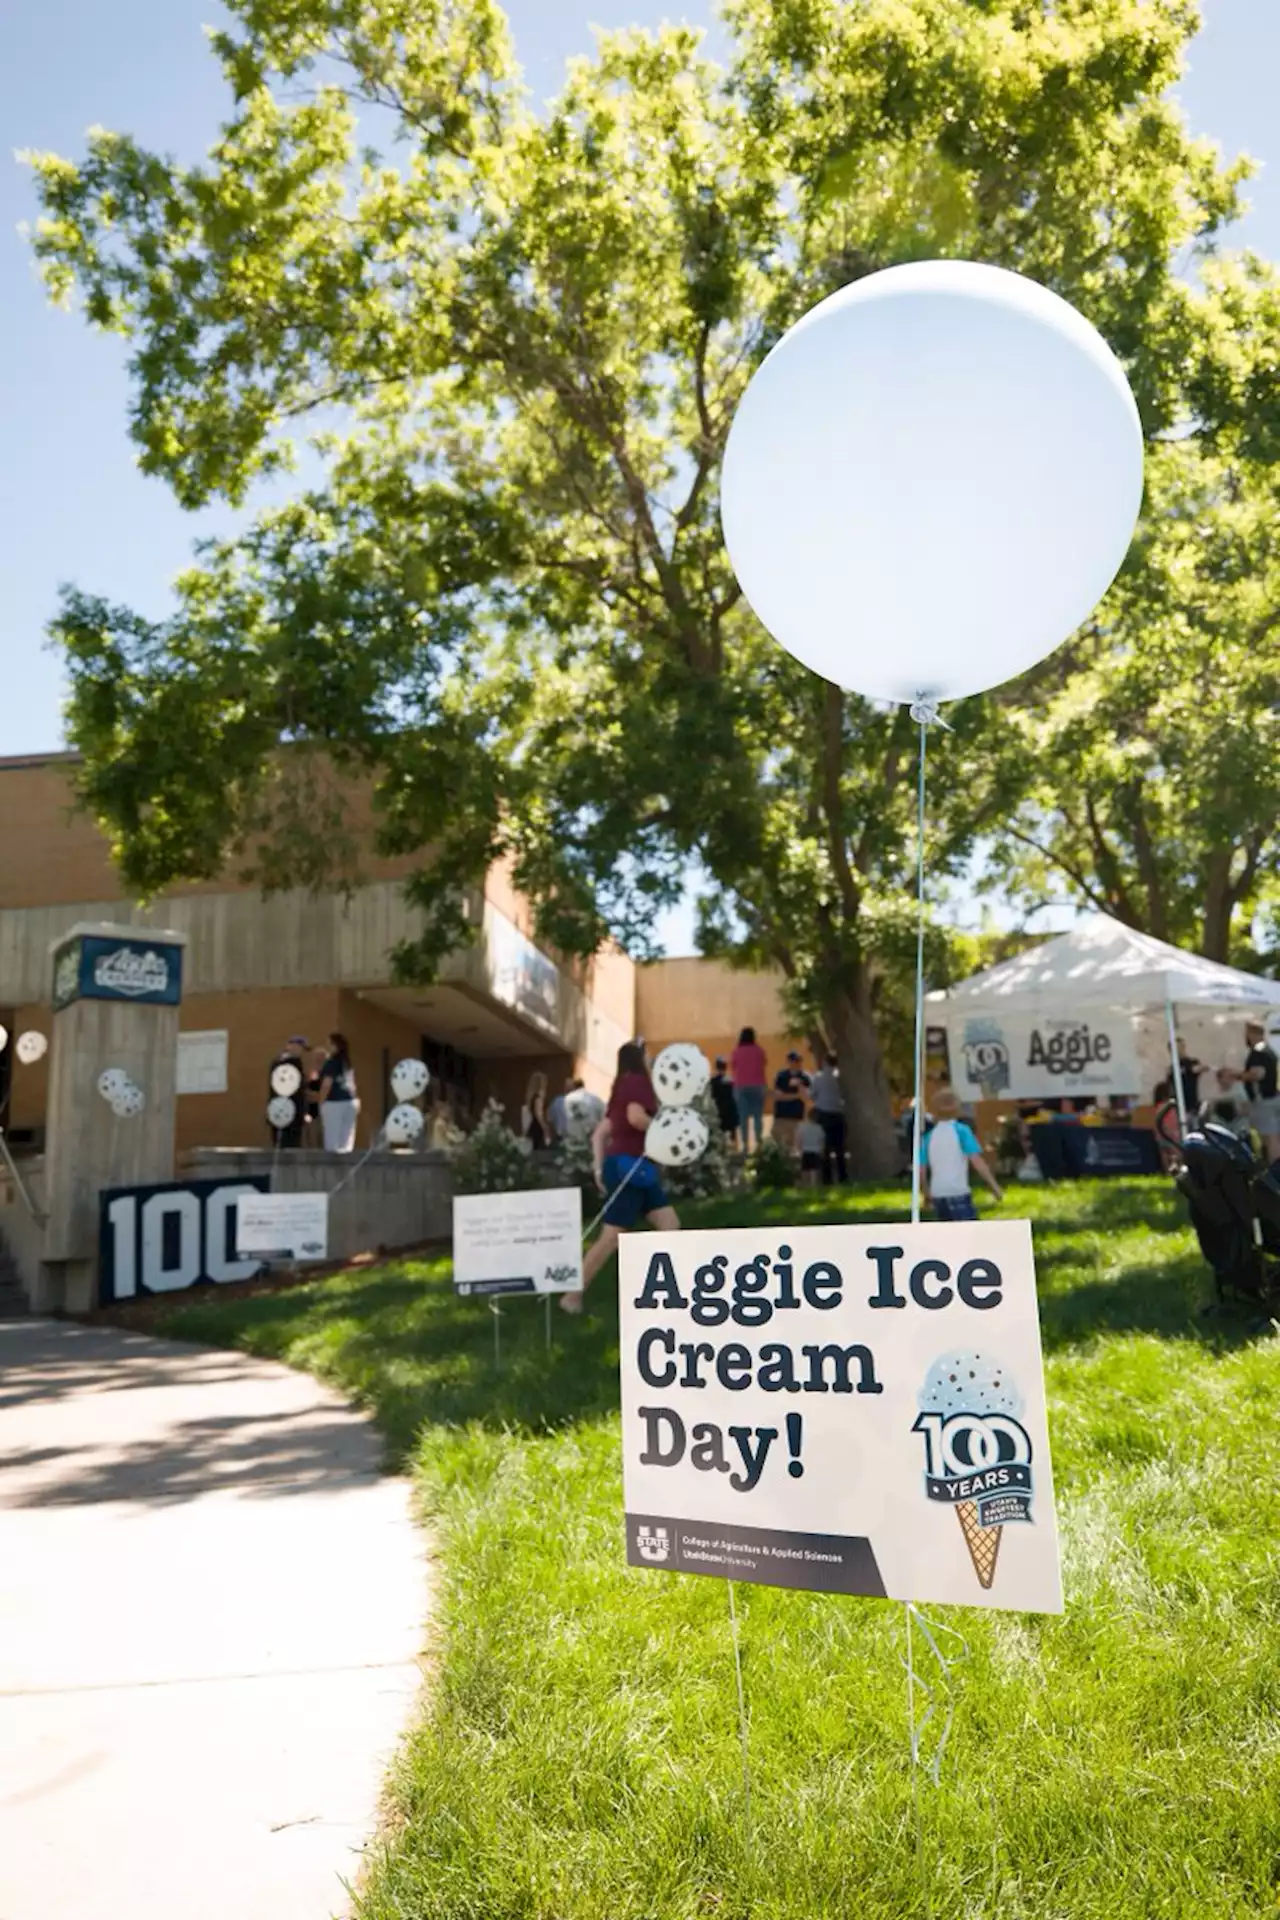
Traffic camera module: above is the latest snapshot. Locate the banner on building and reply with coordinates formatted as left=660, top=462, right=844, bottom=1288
left=100, top=1178, right=268, bottom=1303
left=488, top=911, right=561, bottom=1034
left=947, top=1009, right=1140, bottom=1101
left=177, top=1029, right=229, bottom=1095
left=453, top=1186, right=583, bottom=1297
left=619, top=1221, right=1061, bottom=1614
left=236, top=1192, right=329, bottom=1263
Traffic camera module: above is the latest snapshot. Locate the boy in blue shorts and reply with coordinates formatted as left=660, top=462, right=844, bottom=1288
left=920, top=1088, right=1004, bottom=1220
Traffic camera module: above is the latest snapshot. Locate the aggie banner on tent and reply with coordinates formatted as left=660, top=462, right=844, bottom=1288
left=619, top=1222, right=1061, bottom=1614
left=948, top=1010, right=1140, bottom=1101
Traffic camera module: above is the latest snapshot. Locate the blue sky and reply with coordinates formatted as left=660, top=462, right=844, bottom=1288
left=2, top=1, right=1277, bottom=951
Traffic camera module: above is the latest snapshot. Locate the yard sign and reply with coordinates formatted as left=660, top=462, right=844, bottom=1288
left=619, top=1220, right=1061, bottom=1614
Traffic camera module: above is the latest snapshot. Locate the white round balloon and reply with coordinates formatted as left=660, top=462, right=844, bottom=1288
left=651, top=1042, right=711, bottom=1110
left=390, top=1057, right=430, bottom=1103
left=721, top=261, right=1144, bottom=705
left=564, top=1087, right=605, bottom=1138
left=112, top=1083, right=145, bottom=1119
left=645, top=1106, right=710, bottom=1169
left=16, top=1031, right=48, bottom=1065
left=270, top=1061, right=303, bottom=1098
left=0, top=1025, right=7, bottom=1053
left=98, top=1068, right=130, bottom=1102
left=267, top=1095, right=297, bottom=1130
left=384, top=1102, right=425, bottom=1146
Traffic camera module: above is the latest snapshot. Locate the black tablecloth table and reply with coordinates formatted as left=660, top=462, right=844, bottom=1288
left=1029, top=1123, right=1162, bottom=1180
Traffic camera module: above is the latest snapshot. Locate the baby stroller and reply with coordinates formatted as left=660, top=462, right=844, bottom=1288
left=1176, top=1122, right=1280, bottom=1312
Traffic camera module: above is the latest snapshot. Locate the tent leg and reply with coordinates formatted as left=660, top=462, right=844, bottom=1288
left=1165, top=995, right=1188, bottom=1138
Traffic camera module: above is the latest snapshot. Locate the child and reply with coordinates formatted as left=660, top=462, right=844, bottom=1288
left=921, top=1089, right=1003, bottom=1220
left=797, top=1105, right=826, bottom=1188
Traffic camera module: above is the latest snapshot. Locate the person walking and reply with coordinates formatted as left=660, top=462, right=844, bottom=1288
left=522, top=1071, right=550, bottom=1151
left=560, top=1042, right=680, bottom=1314
left=771, top=1050, right=810, bottom=1154
left=810, top=1053, right=848, bottom=1184
left=709, top=1056, right=740, bottom=1147
left=920, top=1089, right=1003, bottom=1220
left=731, top=1026, right=768, bottom=1152
left=316, top=1032, right=360, bottom=1153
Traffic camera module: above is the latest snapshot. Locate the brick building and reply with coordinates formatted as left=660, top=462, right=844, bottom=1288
left=0, top=754, right=808, bottom=1150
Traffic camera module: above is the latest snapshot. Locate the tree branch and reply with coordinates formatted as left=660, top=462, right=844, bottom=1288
left=998, top=820, right=1114, bottom=917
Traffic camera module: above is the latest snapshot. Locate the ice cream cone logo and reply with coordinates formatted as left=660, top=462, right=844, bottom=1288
left=913, top=1351, right=1034, bottom=1593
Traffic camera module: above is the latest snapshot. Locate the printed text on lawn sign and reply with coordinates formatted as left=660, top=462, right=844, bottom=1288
left=618, top=1221, right=1062, bottom=1613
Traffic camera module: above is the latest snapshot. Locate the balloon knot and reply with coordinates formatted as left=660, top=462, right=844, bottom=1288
left=909, top=695, right=950, bottom=730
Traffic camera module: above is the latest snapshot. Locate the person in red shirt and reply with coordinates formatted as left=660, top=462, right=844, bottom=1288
left=560, top=1042, right=680, bottom=1314
left=730, top=1026, right=768, bottom=1151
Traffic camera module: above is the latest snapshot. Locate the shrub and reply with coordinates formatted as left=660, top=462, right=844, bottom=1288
left=749, top=1132, right=796, bottom=1191
left=450, top=1099, right=542, bottom=1195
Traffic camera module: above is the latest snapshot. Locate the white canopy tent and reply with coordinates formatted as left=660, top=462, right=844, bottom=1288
left=932, top=916, right=1280, bottom=1130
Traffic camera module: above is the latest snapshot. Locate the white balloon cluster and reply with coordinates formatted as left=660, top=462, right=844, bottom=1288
left=98, top=1067, right=146, bottom=1119
left=384, top=1057, right=430, bottom=1149
left=644, top=1043, right=711, bottom=1169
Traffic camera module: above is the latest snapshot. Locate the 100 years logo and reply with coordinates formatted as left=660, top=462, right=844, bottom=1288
left=912, top=1350, right=1036, bottom=1593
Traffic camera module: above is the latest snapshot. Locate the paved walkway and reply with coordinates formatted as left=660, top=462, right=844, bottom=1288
left=0, top=1320, right=427, bottom=1920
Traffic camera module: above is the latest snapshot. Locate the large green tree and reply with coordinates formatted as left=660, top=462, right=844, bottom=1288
left=26, top=0, right=1280, bottom=1172
left=981, top=438, right=1280, bottom=964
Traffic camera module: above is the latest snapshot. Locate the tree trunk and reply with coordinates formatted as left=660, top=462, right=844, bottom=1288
left=1202, top=850, right=1234, bottom=962
left=823, top=966, right=899, bottom=1180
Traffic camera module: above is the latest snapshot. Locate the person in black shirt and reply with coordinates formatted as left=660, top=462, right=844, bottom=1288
left=771, top=1051, right=810, bottom=1153
left=709, top=1057, right=740, bottom=1147
left=1242, top=1020, right=1280, bottom=1160
left=1175, top=1037, right=1202, bottom=1117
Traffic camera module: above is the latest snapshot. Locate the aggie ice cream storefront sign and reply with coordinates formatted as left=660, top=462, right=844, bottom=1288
left=619, top=1221, right=1062, bottom=1615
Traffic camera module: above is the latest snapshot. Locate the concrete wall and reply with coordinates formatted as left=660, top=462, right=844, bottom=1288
left=0, top=1144, right=455, bottom=1315
left=0, top=879, right=482, bottom=1007
left=0, top=1157, right=48, bottom=1306
left=184, top=1148, right=453, bottom=1260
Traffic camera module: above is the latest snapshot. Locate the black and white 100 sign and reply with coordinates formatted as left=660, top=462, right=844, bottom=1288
left=99, top=1178, right=270, bottom=1304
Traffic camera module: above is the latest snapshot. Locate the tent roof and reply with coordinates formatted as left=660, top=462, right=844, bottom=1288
left=934, top=914, right=1280, bottom=1013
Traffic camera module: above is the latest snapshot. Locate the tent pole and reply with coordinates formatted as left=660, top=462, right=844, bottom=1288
left=1165, top=992, right=1188, bottom=1137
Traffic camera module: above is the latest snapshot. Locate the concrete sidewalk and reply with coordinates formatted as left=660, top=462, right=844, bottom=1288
left=0, top=1320, right=427, bottom=1920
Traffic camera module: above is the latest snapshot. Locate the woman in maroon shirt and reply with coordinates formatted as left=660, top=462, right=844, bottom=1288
left=730, top=1025, right=768, bottom=1152
left=560, top=1042, right=680, bottom=1313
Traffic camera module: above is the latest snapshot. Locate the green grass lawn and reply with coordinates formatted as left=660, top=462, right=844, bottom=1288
left=159, top=1180, right=1280, bottom=1919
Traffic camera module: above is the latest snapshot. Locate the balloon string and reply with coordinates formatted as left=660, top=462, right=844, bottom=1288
left=909, top=707, right=929, bottom=1227
left=330, top=1124, right=385, bottom=1196
left=902, top=1601, right=970, bottom=1787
